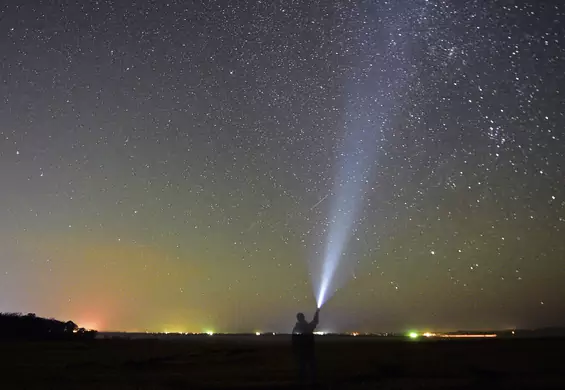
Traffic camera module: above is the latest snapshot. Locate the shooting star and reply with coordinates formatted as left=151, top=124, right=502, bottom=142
left=310, top=194, right=329, bottom=211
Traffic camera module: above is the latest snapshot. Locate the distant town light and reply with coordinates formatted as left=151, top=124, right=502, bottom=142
left=440, top=334, right=496, bottom=338
left=408, top=332, right=419, bottom=339
left=206, top=330, right=214, bottom=336
left=255, top=332, right=261, bottom=336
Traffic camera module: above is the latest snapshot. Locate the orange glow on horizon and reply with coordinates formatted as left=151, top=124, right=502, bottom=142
left=19, top=234, right=206, bottom=332
left=77, top=321, right=100, bottom=331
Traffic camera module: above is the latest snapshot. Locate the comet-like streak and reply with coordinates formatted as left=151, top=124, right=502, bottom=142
left=310, top=194, right=329, bottom=211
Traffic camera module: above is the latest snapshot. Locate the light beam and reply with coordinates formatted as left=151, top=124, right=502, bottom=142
left=315, top=110, right=375, bottom=308
left=309, top=1, right=427, bottom=308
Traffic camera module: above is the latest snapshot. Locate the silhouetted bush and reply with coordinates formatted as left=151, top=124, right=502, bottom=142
left=0, top=312, right=98, bottom=340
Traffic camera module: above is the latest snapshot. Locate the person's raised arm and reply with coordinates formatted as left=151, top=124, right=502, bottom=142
left=310, top=308, right=320, bottom=328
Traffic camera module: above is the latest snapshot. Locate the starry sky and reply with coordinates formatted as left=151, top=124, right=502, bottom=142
left=1, top=0, right=564, bottom=333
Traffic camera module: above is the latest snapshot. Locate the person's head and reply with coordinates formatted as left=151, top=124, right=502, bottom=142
left=296, top=312, right=305, bottom=322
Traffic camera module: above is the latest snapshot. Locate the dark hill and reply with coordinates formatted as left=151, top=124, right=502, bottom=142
left=0, top=312, right=97, bottom=340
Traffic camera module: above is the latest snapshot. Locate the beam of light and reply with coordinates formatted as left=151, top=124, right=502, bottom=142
left=309, top=2, right=431, bottom=308
left=315, top=99, right=377, bottom=309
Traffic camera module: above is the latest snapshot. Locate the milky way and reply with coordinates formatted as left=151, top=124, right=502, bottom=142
left=0, top=1, right=564, bottom=333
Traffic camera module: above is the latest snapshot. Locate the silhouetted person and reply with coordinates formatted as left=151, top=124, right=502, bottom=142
left=292, top=308, right=320, bottom=385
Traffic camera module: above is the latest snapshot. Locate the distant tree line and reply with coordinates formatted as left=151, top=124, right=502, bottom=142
left=0, top=312, right=97, bottom=340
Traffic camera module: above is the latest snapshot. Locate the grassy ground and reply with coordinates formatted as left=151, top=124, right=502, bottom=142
left=0, top=336, right=564, bottom=389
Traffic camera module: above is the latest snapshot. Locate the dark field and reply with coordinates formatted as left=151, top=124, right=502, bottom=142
left=1, top=336, right=564, bottom=389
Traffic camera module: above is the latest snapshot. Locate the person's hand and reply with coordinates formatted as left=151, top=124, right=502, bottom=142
left=316, top=308, right=320, bottom=313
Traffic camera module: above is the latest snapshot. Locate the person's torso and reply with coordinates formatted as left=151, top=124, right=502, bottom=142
left=293, top=321, right=313, bottom=335
left=292, top=321, right=315, bottom=348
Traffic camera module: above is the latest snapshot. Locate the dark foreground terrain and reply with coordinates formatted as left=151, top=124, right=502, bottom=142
left=0, top=335, right=563, bottom=389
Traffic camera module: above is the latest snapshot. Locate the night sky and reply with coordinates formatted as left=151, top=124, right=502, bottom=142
left=1, top=1, right=564, bottom=334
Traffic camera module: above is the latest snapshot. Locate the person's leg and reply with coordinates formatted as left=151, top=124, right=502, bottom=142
left=309, top=349, right=318, bottom=384
left=295, top=350, right=307, bottom=383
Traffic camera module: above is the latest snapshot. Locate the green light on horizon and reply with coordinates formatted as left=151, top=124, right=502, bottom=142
left=408, top=332, right=419, bottom=339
